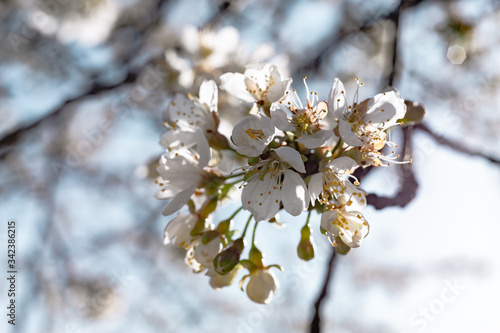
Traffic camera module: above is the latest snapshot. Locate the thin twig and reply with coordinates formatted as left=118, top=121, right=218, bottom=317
left=310, top=248, right=336, bottom=333
left=415, top=123, right=500, bottom=164
left=366, top=126, right=419, bottom=209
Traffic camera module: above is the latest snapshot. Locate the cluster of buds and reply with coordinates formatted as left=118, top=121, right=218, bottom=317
left=155, top=62, right=413, bottom=304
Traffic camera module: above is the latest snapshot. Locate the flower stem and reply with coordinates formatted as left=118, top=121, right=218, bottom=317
left=251, top=220, right=259, bottom=246
left=225, top=172, right=246, bottom=180
left=331, top=138, right=343, bottom=158
left=225, top=179, right=244, bottom=187
left=241, top=214, right=253, bottom=238
left=305, top=210, right=312, bottom=226
left=228, top=206, right=243, bottom=221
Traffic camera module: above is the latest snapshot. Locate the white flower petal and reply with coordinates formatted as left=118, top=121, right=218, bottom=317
left=296, top=129, right=334, bottom=149
left=273, top=146, right=305, bottom=173
left=325, top=156, right=358, bottom=173
left=163, top=213, right=198, bottom=246
left=180, top=26, right=200, bottom=54
left=231, top=114, right=275, bottom=157
left=339, top=118, right=364, bottom=147
left=320, top=210, right=340, bottom=235
left=160, top=130, right=197, bottom=150
left=308, top=173, right=324, bottom=204
left=246, top=269, right=278, bottom=304
left=364, top=91, right=406, bottom=128
left=270, top=108, right=295, bottom=131
left=193, top=237, right=223, bottom=268
left=162, top=186, right=197, bottom=216
left=281, top=169, right=309, bottom=216
left=199, top=80, right=218, bottom=112
left=328, top=78, right=346, bottom=118
left=206, top=267, right=240, bottom=290
left=220, top=72, right=256, bottom=103
left=267, top=78, right=292, bottom=103
left=195, top=130, right=210, bottom=168
left=241, top=172, right=280, bottom=221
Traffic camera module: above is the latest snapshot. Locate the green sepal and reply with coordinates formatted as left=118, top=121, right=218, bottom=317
left=199, top=195, right=219, bottom=220
left=399, top=100, right=427, bottom=127
left=187, top=199, right=196, bottom=214
left=201, top=230, right=220, bottom=245
left=247, top=156, right=260, bottom=165
left=249, top=246, right=264, bottom=268
left=334, top=236, right=351, bottom=255
left=190, top=215, right=208, bottom=237
left=267, top=264, right=283, bottom=271
left=216, top=219, right=231, bottom=235
left=239, top=259, right=258, bottom=273
left=213, top=238, right=245, bottom=275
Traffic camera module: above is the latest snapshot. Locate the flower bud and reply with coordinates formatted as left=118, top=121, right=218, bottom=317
left=209, top=131, right=230, bottom=150
left=401, top=100, right=427, bottom=126
left=249, top=246, right=264, bottom=268
left=200, top=170, right=225, bottom=197
left=206, top=266, right=241, bottom=290
left=194, top=235, right=223, bottom=268
left=246, top=268, right=279, bottom=304
left=332, top=235, right=351, bottom=255
left=213, top=238, right=245, bottom=275
left=198, top=196, right=219, bottom=220
left=297, top=224, right=315, bottom=261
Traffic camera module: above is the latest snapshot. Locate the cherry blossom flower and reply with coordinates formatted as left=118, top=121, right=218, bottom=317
left=181, top=25, right=241, bottom=71
left=308, top=156, right=366, bottom=211
left=241, top=146, right=309, bottom=221
left=320, top=207, right=369, bottom=248
left=329, top=78, right=407, bottom=166
left=206, top=266, right=241, bottom=290
left=220, top=63, right=291, bottom=110
left=156, top=131, right=210, bottom=216
left=162, top=80, right=218, bottom=137
left=230, top=113, right=275, bottom=157
left=245, top=268, right=279, bottom=304
left=193, top=236, right=224, bottom=269
left=163, top=213, right=214, bottom=271
left=272, top=77, right=337, bottom=149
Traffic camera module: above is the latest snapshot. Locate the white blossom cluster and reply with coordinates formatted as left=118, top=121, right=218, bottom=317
left=155, top=57, right=410, bottom=304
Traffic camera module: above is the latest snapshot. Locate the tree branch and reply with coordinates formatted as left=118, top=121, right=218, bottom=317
left=310, top=248, right=336, bottom=333
left=366, top=126, right=419, bottom=209
left=0, top=0, right=170, bottom=158
left=414, top=123, right=500, bottom=164
left=0, top=71, right=138, bottom=158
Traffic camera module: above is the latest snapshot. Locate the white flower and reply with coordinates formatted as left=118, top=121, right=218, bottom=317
left=245, top=268, right=279, bottom=304
left=164, top=49, right=195, bottom=89
left=163, top=213, right=217, bottom=272
left=220, top=63, right=292, bottom=108
left=329, top=79, right=407, bottom=166
left=320, top=208, right=369, bottom=248
left=162, top=80, right=218, bottom=137
left=163, top=213, right=200, bottom=248
left=241, top=146, right=309, bottom=221
left=156, top=131, right=210, bottom=216
left=231, top=114, right=275, bottom=157
left=272, top=77, right=337, bottom=149
left=308, top=156, right=366, bottom=211
left=206, top=266, right=240, bottom=290
left=159, top=129, right=198, bottom=152
left=193, top=237, right=223, bottom=268
left=181, top=25, right=240, bottom=71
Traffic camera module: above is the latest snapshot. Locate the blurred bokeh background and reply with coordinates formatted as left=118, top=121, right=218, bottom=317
left=1, top=0, right=500, bottom=332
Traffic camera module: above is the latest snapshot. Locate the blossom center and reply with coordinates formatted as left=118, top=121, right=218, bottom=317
left=245, top=128, right=266, bottom=140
